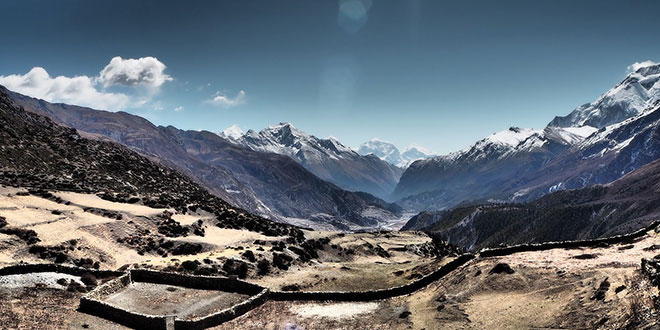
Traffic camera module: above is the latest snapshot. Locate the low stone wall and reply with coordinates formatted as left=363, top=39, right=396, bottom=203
left=174, top=287, right=270, bottom=330
left=84, top=273, right=131, bottom=300
left=80, top=269, right=269, bottom=330
left=479, top=220, right=660, bottom=258
left=79, top=273, right=168, bottom=329
left=269, top=254, right=476, bottom=301
left=10, top=219, right=660, bottom=329
left=129, top=269, right=265, bottom=295
left=0, top=263, right=122, bottom=278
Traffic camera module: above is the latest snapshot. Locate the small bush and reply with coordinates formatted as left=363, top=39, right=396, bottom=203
left=80, top=273, right=97, bottom=287
left=257, top=259, right=270, bottom=275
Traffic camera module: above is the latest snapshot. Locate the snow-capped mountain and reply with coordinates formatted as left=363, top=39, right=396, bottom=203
left=394, top=61, right=660, bottom=212
left=402, top=145, right=436, bottom=164
left=224, top=122, right=403, bottom=199
left=508, top=99, right=660, bottom=201
left=219, top=124, right=244, bottom=141
left=357, top=139, right=435, bottom=167
left=549, top=61, right=660, bottom=128
left=8, top=88, right=403, bottom=231
left=393, top=125, right=596, bottom=210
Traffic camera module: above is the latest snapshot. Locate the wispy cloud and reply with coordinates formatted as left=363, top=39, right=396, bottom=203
left=174, top=105, right=184, bottom=112
left=207, top=90, right=246, bottom=108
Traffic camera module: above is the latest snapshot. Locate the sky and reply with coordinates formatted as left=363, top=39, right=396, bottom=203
left=0, top=0, right=659, bottom=154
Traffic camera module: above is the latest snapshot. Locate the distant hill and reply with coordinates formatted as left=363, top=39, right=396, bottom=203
left=0, top=85, right=299, bottom=238
left=228, top=123, right=404, bottom=200
left=418, top=156, right=660, bottom=251
left=7, top=88, right=401, bottom=230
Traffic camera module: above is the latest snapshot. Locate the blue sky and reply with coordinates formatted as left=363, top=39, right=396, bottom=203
left=0, top=0, right=659, bottom=154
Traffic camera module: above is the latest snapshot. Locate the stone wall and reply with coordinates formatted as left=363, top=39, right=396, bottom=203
left=269, top=254, right=476, bottom=301
left=173, top=288, right=269, bottom=330
left=79, top=269, right=269, bottom=330
left=0, top=263, right=122, bottom=277
left=130, top=268, right=264, bottom=295
left=479, top=220, right=660, bottom=258
left=8, top=219, right=660, bottom=329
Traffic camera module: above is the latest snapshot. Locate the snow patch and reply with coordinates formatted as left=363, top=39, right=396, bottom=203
left=293, top=302, right=379, bottom=319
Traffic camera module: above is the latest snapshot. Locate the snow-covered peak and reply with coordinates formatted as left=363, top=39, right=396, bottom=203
left=549, top=60, right=660, bottom=129
left=401, top=145, right=436, bottom=166
left=404, top=144, right=434, bottom=155
left=218, top=124, right=244, bottom=140
left=235, top=122, right=359, bottom=162
left=628, top=60, right=660, bottom=76
left=358, top=139, right=404, bottom=167
left=358, top=139, right=435, bottom=167
left=484, top=127, right=539, bottom=147
left=414, top=124, right=597, bottom=169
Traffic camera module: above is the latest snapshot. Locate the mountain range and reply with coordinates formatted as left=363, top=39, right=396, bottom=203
left=2, top=60, right=660, bottom=242
left=6, top=87, right=402, bottom=231
left=395, top=61, right=660, bottom=212
left=0, top=85, right=298, bottom=239
left=357, top=139, right=436, bottom=168
left=222, top=122, right=403, bottom=200
left=416, top=154, right=660, bottom=251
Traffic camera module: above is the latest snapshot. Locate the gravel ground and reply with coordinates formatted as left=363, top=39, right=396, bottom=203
left=0, top=272, right=83, bottom=289
left=103, top=282, right=250, bottom=319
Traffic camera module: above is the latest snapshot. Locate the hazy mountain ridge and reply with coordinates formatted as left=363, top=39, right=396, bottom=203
left=0, top=85, right=299, bottom=238
left=394, top=62, right=660, bottom=212
left=393, top=125, right=596, bottom=211
left=7, top=88, right=401, bottom=230
left=357, top=139, right=435, bottom=168
left=549, top=62, right=660, bottom=128
left=227, top=122, right=404, bottom=199
left=506, top=100, right=660, bottom=202
left=419, top=155, right=660, bottom=251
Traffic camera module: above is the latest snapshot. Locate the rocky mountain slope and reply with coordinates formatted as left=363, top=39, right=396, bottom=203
left=548, top=62, right=660, bottom=128
left=418, top=156, right=660, bottom=251
left=393, top=126, right=596, bottom=211
left=394, top=62, right=660, bottom=212
left=7, top=88, right=401, bottom=230
left=167, top=127, right=402, bottom=229
left=357, top=139, right=435, bottom=168
left=228, top=123, right=403, bottom=199
left=0, top=85, right=298, bottom=239
left=507, top=100, right=660, bottom=202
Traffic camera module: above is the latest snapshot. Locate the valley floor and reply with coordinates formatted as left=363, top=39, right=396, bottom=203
left=1, top=186, right=660, bottom=329
left=210, top=234, right=660, bottom=330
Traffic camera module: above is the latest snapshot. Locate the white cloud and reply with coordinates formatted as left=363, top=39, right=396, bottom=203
left=174, top=106, right=184, bottom=112
left=0, top=67, right=130, bottom=111
left=0, top=56, right=173, bottom=112
left=628, top=60, right=658, bottom=73
left=97, top=56, right=172, bottom=88
left=208, top=90, right=246, bottom=108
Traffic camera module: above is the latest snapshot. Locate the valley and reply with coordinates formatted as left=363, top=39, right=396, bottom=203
left=3, top=184, right=660, bottom=329
left=1, top=4, right=660, bottom=328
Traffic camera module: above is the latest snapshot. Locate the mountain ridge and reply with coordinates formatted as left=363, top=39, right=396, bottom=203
left=357, top=139, right=435, bottom=168
left=394, top=62, right=660, bottom=212
left=226, top=122, right=404, bottom=200
left=6, top=87, right=402, bottom=230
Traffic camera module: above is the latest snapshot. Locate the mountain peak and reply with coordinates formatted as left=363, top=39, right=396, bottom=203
left=219, top=124, right=244, bottom=140
left=358, top=139, right=434, bottom=168
left=273, top=122, right=296, bottom=129
left=548, top=61, right=660, bottom=129
left=628, top=60, right=660, bottom=76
